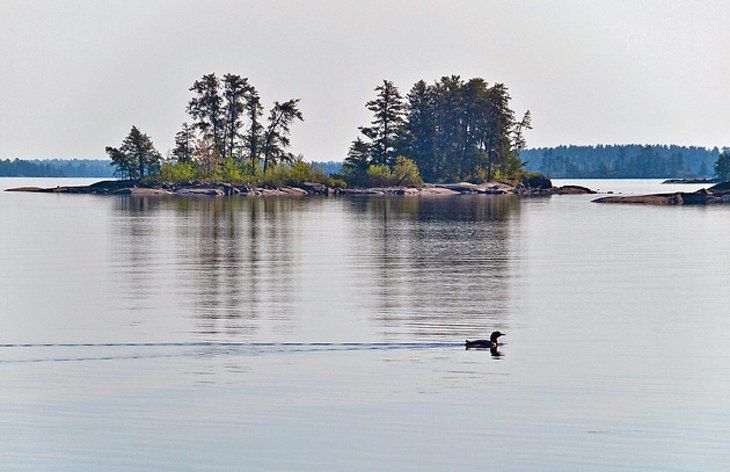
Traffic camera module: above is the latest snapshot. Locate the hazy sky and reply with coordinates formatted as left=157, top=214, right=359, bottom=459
left=1, top=0, right=728, bottom=160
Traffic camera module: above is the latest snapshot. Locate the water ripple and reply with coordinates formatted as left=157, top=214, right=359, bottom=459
left=0, top=342, right=464, bottom=364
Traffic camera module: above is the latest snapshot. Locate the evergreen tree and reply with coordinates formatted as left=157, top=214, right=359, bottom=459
left=107, top=126, right=161, bottom=179
left=715, top=151, right=730, bottom=181
left=221, top=73, right=251, bottom=159
left=187, top=73, right=225, bottom=157
left=359, top=80, right=406, bottom=167
left=261, top=99, right=304, bottom=172
left=172, top=122, right=195, bottom=164
left=245, top=86, right=264, bottom=170
left=431, top=75, right=464, bottom=179
left=120, top=126, right=162, bottom=178
left=458, top=77, right=491, bottom=178
left=404, top=80, right=436, bottom=181
left=483, top=83, right=516, bottom=179
left=106, top=146, right=136, bottom=179
left=343, top=137, right=371, bottom=186
left=512, top=110, right=532, bottom=153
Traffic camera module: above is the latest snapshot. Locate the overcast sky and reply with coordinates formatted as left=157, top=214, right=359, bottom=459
left=1, top=0, right=728, bottom=160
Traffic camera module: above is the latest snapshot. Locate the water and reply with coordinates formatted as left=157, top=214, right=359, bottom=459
left=1, top=178, right=729, bottom=471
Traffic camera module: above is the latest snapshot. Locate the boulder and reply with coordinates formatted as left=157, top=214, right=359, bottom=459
left=522, top=173, right=553, bottom=190
left=393, top=188, right=420, bottom=196
left=550, top=185, right=597, bottom=195
left=432, top=182, right=478, bottom=193
left=112, top=187, right=173, bottom=196
left=173, top=188, right=224, bottom=196
left=301, top=181, right=330, bottom=195
left=280, top=186, right=309, bottom=196
left=338, top=188, right=385, bottom=195
left=417, top=186, right=460, bottom=196
left=259, top=188, right=288, bottom=196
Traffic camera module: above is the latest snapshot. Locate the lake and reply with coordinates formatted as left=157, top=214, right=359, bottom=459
left=1, top=178, right=729, bottom=471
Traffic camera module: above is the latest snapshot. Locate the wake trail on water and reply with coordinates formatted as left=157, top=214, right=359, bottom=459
left=0, top=342, right=464, bottom=364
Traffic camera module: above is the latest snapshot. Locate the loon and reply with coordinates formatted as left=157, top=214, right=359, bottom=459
left=465, top=331, right=505, bottom=349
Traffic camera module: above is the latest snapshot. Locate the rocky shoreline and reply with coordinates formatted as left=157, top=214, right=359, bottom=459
left=5, top=179, right=596, bottom=198
left=594, top=181, right=730, bottom=205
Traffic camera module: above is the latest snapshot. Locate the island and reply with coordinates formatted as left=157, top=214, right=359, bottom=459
left=4, top=72, right=602, bottom=199
left=593, top=181, right=730, bottom=205
left=5, top=178, right=596, bottom=198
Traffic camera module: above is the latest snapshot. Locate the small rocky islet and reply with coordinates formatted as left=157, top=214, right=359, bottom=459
left=593, top=181, right=730, bottom=205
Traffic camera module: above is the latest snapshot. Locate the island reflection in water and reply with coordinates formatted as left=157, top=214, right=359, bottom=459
left=111, top=194, right=519, bottom=343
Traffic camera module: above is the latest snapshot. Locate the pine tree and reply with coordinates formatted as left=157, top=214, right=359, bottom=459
left=359, top=80, right=406, bottom=167
left=483, top=83, right=517, bottom=179
left=106, top=126, right=161, bottom=179
left=221, top=73, right=251, bottom=160
left=187, top=73, right=225, bottom=157
left=404, top=80, right=435, bottom=181
left=343, top=137, right=371, bottom=186
left=245, top=87, right=263, bottom=171
left=261, top=99, right=304, bottom=172
left=172, top=122, right=195, bottom=164
left=120, top=126, right=162, bottom=178
left=431, top=75, right=464, bottom=180
left=714, top=151, right=730, bottom=181
left=105, top=146, right=136, bottom=180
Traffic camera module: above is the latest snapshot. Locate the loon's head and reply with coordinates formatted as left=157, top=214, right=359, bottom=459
left=490, top=331, right=505, bottom=342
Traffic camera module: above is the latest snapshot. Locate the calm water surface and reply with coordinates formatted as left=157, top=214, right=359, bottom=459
left=1, top=178, right=729, bottom=471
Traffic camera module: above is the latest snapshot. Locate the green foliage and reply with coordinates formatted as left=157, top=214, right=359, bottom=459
left=219, top=155, right=243, bottom=183
left=158, top=161, right=199, bottom=182
left=366, top=164, right=395, bottom=187
left=258, top=160, right=345, bottom=188
left=392, top=156, right=424, bottom=187
left=154, top=157, right=343, bottom=188
left=360, top=157, right=423, bottom=188
left=499, top=151, right=526, bottom=179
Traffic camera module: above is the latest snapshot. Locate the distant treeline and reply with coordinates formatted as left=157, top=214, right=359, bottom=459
left=0, top=159, right=114, bottom=177
left=310, top=161, right=343, bottom=176
left=521, top=145, right=720, bottom=178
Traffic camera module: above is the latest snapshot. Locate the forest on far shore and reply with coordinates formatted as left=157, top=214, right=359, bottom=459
left=520, top=145, right=721, bottom=178
left=0, top=159, right=114, bottom=177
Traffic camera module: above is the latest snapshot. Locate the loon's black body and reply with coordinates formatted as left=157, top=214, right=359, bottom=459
left=465, top=331, right=505, bottom=349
